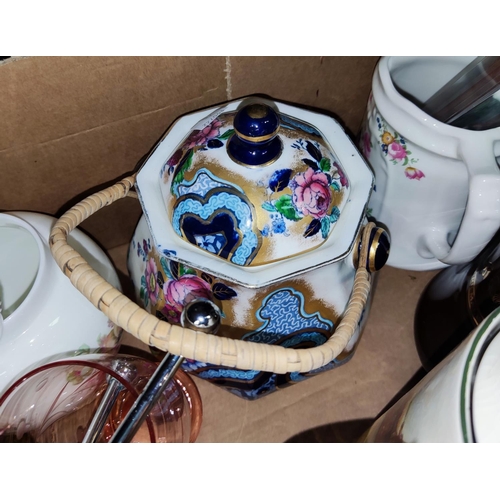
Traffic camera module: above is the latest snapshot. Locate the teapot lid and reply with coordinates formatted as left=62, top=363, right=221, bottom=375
left=136, top=97, right=373, bottom=287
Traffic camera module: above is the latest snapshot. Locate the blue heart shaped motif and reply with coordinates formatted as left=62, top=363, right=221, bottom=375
left=172, top=187, right=261, bottom=266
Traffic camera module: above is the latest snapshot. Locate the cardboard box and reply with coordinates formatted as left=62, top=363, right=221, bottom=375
left=1, top=56, right=434, bottom=442
left=0, top=56, right=378, bottom=249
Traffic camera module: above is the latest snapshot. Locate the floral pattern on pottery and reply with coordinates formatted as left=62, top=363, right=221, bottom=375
left=158, top=111, right=350, bottom=268
left=129, top=98, right=380, bottom=399
left=73, top=323, right=122, bottom=361
left=261, top=139, right=343, bottom=240
left=129, top=236, right=367, bottom=399
left=132, top=237, right=152, bottom=262
left=361, top=129, right=374, bottom=158
left=134, top=240, right=238, bottom=324
left=142, top=257, right=160, bottom=307
left=160, top=123, right=235, bottom=188
left=162, top=275, right=213, bottom=323
left=375, top=114, right=425, bottom=180
left=98, top=322, right=122, bottom=349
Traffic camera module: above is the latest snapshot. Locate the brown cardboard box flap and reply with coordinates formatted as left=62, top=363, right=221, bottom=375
left=0, top=56, right=377, bottom=250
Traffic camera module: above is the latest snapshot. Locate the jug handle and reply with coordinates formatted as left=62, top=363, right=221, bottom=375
left=424, top=139, right=500, bottom=265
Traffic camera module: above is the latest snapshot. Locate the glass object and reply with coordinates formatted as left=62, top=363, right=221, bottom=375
left=0, top=353, right=202, bottom=443
left=414, top=227, right=500, bottom=371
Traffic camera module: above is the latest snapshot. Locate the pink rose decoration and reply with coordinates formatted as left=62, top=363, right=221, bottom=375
left=145, top=258, right=159, bottom=305
left=388, top=141, right=407, bottom=161
left=291, top=167, right=332, bottom=219
left=162, top=275, right=213, bottom=323
left=184, top=119, right=222, bottom=149
left=362, top=132, right=372, bottom=156
left=405, top=167, right=425, bottom=180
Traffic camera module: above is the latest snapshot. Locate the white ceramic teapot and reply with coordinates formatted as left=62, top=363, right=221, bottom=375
left=127, top=97, right=390, bottom=399
left=0, top=211, right=122, bottom=394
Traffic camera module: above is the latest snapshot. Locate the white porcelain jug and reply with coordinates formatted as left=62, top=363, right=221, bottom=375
left=360, top=56, right=500, bottom=271
left=0, top=212, right=122, bottom=394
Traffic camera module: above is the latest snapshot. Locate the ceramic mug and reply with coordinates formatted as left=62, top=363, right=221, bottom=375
left=360, top=56, right=500, bottom=271
left=364, top=306, right=500, bottom=442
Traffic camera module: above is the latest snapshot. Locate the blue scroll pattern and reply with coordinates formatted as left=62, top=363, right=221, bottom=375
left=175, top=168, right=244, bottom=198
left=243, top=288, right=333, bottom=344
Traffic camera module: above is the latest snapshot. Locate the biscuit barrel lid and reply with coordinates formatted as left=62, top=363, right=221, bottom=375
left=136, top=97, right=374, bottom=286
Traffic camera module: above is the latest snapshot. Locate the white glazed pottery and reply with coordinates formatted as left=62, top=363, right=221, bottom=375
left=0, top=211, right=122, bottom=395
left=128, top=96, right=390, bottom=400
left=364, top=306, right=500, bottom=443
left=360, top=56, right=500, bottom=271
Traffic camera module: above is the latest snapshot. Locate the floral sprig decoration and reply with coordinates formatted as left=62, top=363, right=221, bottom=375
left=376, top=115, right=425, bottom=180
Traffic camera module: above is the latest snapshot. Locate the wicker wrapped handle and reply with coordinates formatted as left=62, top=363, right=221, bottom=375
left=49, top=175, right=373, bottom=374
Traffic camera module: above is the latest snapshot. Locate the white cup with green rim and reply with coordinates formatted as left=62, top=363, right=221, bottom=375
left=364, top=306, right=500, bottom=442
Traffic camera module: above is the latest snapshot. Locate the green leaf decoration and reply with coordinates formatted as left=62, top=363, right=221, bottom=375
left=140, top=287, right=145, bottom=300
left=403, top=157, right=409, bottom=166
left=321, top=217, right=331, bottom=239
left=141, top=275, right=146, bottom=288
left=406, top=150, right=412, bottom=155
left=219, top=129, right=235, bottom=140
left=180, top=264, right=197, bottom=276
left=330, top=182, right=340, bottom=192
left=330, top=206, right=340, bottom=223
left=262, top=201, right=277, bottom=212
left=171, top=149, right=194, bottom=192
left=274, top=195, right=302, bottom=221
left=319, top=157, right=331, bottom=172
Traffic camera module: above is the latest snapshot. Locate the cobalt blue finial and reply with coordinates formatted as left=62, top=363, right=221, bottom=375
left=227, top=103, right=282, bottom=167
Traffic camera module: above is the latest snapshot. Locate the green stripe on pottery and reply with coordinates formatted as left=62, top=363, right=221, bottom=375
left=460, top=307, right=500, bottom=443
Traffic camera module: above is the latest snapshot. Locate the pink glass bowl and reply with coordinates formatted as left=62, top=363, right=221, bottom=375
left=0, top=353, right=202, bottom=443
